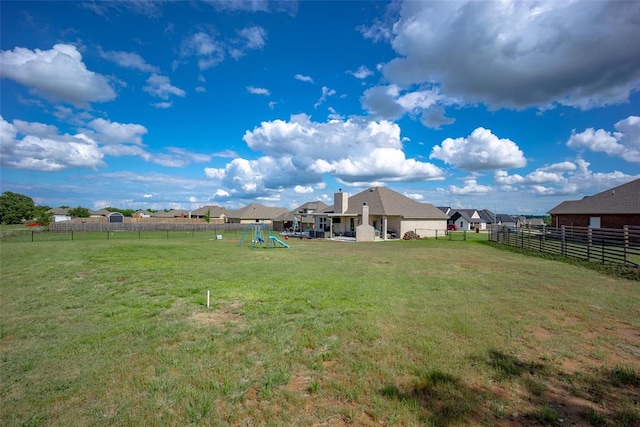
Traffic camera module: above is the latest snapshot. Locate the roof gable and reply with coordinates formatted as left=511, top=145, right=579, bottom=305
left=450, top=209, right=481, bottom=220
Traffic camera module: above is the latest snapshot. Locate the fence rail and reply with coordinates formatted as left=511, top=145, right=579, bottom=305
left=489, top=224, right=640, bottom=268
left=48, top=222, right=248, bottom=233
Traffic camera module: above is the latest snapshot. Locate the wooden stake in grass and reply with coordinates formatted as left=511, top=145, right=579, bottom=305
left=207, top=290, right=210, bottom=308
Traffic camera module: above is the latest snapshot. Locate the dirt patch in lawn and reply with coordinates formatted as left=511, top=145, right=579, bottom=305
left=190, top=301, right=247, bottom=329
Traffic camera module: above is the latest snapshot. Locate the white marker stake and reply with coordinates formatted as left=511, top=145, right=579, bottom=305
left=207, top=290, right=210, bottom=308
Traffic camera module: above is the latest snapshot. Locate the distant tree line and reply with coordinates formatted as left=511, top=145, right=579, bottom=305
left=0, top=191, right=155, bottom=225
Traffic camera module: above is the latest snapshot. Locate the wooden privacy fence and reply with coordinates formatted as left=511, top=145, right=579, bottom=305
left=490, top=224, right=640, bottom=268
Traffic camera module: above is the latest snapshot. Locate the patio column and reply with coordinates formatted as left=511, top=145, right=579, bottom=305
left=382, top=216, right=388, bottom=240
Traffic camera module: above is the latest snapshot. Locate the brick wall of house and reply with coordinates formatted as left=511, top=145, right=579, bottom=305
left=551, top=214, right=640, bottom=228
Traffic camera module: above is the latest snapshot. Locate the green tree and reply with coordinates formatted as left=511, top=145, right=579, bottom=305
left=32, top=206, right=53, bottom=225
left=104, top=207, right=134, bottom=217
left=68, top=207, right=90, bottom=218
left=0, top=191, right=36, bottom=224
left=204, top=209, right=211, bottom=223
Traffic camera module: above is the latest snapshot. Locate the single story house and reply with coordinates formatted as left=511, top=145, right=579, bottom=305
left=225, top=203, right=289, bottom=225
left=190, top=205, right=228, bottom=223
left=495, top=214, right=518, bottom=228
left=89, top=209, right=111, bottom=218
left=151, top=209, right=190, bottom=219
left=49, top=207, right=71, bottom=222
left=548, top=178, right=640, bottom=228
left=133, top=210, right=152, bottom=218
left=517, top=216, right=546, bottom=227
left=448, top=209, right=487, bottom=231
left=313, top=187, right=448, bottom=241
left=478, top=209, right=496, bottom=226
left=272, top=201, right=329, bottom=232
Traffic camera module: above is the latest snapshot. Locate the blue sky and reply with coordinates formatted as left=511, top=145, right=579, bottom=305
left=1, top=0, right=639, bottom=215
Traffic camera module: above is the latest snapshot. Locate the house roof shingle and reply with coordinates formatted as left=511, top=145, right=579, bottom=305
left=227, top=203, right=288, bottom=220
left=335, top=187, right=447, bottom=219
left=191, top=205, right=228, bottom=217
left=548, top=179, right=640, bottom=215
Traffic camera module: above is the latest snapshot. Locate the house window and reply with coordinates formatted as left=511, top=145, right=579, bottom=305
left=589, top=217, right=601, bottom=228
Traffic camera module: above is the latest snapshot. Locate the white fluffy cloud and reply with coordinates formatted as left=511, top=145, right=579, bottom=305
left=87, top=118, right=148, bottom=145
left=494, top=159, right=638, bottom=196
left=0, top=115, right=104, bottom=171
left=430, top=127, right=527, bottom=171
left=1, top=115, right=211, bottom=171
left=449, top=179, right=493, bottom=196
left=294, top=185, right=314, bottom=194
left=144, top=74, right=186, bottom=100
left=369, top=1, right=640, bottom=109
left=204, top=115, right=444, bottom=199
left=567, top=116, right=640, bottom=162
left=0, top=44, right=116, bottom=106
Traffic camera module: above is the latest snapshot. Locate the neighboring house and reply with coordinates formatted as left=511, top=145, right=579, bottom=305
left=448, top=209, right=487, bottom=231
left=89, top=209, right=111, bottom=218
left=548, top=178, right=640, bottom=228
left=313, top=187, right=448, bottom=241
left=190, top=205, right=228, bottom=223
left=225, top=203, right=288, bottom=225
left=478, top=209, right=496, bottom=226
left=49, top=207, right=71, bottom=222
left=518, top=217, right=546, bottom=227
left=133, top=210, right=152, bottom=218
left=272, top=201, right=329, bottom=232
left=152, top=209, right=190, bottom=219
left=495, top=214, right=518, bottom=228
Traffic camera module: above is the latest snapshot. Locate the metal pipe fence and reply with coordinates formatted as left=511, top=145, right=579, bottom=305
left=489, top=224, right=640, bottom=268
left=0, top=223, right=249, bottom=243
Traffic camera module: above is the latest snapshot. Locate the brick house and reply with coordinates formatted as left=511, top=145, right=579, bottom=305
left=548, top=178, right=640, bottom=228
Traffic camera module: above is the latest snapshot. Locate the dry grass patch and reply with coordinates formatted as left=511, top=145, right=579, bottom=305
left=190, top=301, right=247, bottom=329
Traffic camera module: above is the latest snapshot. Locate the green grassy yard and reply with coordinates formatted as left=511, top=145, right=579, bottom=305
left=1, top=233, right=638, bottom=426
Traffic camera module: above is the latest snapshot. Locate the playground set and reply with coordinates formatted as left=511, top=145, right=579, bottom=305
left=237, top=223, right=290, bottom=249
